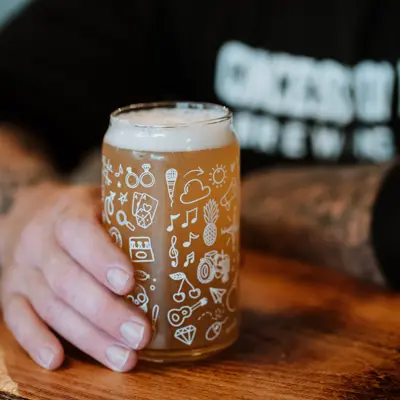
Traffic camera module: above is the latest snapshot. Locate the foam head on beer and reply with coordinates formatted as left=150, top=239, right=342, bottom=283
left=105, top=106, right=233, bottom=152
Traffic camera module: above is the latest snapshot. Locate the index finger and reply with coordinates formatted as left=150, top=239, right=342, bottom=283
left=56, top=215, right=134, bottom=296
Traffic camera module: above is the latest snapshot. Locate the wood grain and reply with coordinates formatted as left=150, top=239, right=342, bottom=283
left=1, top=251, right=400, bottom=400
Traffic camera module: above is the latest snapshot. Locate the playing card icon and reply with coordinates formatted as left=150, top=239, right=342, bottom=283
left=174, top=325, right=197, bottom=346
left=132, top=192, right=159, bottom=229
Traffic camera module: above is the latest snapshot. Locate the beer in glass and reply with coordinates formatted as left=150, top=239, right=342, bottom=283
left=102, top=102, right=240, bottom=362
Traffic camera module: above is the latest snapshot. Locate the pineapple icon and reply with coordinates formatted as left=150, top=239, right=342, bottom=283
left=203, top=199, right=219, bottom=246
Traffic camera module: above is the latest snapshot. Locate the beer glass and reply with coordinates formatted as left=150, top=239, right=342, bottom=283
left=102, top=102, right=240, bottom=362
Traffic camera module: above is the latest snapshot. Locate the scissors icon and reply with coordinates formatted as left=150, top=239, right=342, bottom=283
left=116, top=210, right=136, bottom=232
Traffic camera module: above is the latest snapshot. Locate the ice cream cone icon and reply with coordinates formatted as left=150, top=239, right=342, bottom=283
left=165, top=168, right=178, bottom=207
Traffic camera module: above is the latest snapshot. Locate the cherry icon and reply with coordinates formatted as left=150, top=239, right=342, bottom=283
left=173, top=292, right=185, bottom=303
left=189, top=288, right=201, bottom=299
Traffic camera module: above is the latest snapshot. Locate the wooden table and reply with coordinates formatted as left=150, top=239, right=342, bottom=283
left=1, top=251, right=400, bottom=399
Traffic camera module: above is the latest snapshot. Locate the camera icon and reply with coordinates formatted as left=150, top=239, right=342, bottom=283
left=197, top=250, right=230, bottom=284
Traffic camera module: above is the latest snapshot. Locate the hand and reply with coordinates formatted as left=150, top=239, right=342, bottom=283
left=0, top=183, right=151, bottom=372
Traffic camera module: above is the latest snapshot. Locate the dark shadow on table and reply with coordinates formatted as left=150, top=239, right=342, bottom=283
left=137, top=304, right=347, bottom=374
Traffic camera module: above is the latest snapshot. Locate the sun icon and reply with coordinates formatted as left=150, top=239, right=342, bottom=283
left=209, top=164, right=227, bottom=188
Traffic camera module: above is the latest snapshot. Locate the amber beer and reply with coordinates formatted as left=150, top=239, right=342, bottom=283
left=102, top=102, right=240, bottom=362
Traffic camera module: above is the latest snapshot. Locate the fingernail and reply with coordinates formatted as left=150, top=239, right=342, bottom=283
left=38, top=347, right=55, bottom=369
left=106, top=345, right=131, bottom=370
left=107, top=268, right=130, bottom=293
left=120, top=321, right=144, bottom=349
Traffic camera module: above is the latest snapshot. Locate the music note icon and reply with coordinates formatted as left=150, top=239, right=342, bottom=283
left=169, top=236, right=179, bottom=267
left=184, top=251, right=195, bottom=267
left=183, top=233, right=200, bottom=248
left=167, top=214, right=180, bottom=232
left=182, top=208, right=198, bottom=228
left=115, top=164, right=124, bottom=178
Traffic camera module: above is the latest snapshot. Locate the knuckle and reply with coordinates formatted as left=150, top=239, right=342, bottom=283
left=81, top=283, right=114, bottom=322
left=52, top=189, right=82, bottom=219
left=15, top=224, right=39, bottom=264
left=83, top=292, right=106, bottom=321
left=55, top=201, right=98, bottom=243
left=55, top=215, right=96, bottom=246
left=41, top=297, right=65, bottom=326
left=54, top=187, right=94, bottom=215
left=46, top=258, right=76, bottom=300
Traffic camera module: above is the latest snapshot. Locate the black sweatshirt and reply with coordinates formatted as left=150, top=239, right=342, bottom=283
left=0, top=0, right=400, bottom=287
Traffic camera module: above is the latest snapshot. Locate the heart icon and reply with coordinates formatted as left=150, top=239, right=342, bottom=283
left=173, top=292, right=185, bottom=303
left=143, top=204, right=152, bottom=212
left=189, top=288, right=201, bottom=299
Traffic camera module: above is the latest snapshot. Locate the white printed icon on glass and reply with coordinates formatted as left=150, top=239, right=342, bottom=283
left=220, top=178, right=237, bottom=211
left=174, top=325, right=197, bottom=346
left=205, top=318, right=228, bottom=341
left=170, top=272, right=201, bottom=303
left=183, top=232, right=200, bottom=248
left=103, top=191, right=116, bottom=224
left=132, top=192, right=159, bottom=229
left=118, top=192, right=128, bottom=206
left=116, top=210, right=136, bottom=232
left=167, top=298, right=208, bottom=327
left=151, top=304, right=160, bottom=339
left=169, top=235, right=179, bottom=267
left=184, top=167, right=204, bottom=177
left=167, top=214, right=180, bottom=232
left=165, top=168, right=178, bottom=207
left=209, top=164, right=227, bottom=188
left=181, top=208, right=198, bottom=228
left=209, top=288, right=226, bottom=304
left=102, top=156, right=113, bottom=186
left=127, top=284, right=149, bottom=313
left=184, top=251, right=195, bottom=267
left=203, top=199, right=219, bottom=246
left=226, top=271, right=238, bottom=313
left=221, top=207, right=239, bottom=251
left=125, top=167, right=139, bottom=189
left=180, top=179, right=211, bottom=205
left=135, top=270, right=151, bottom=282
left=140, top=164, right=155, bottom=188
left=108, top=227, right=122, bottom=248
left=129, top=237, right=155, bottom=263
left=125, top=164, right=156, bottom=189
left=115, top=164, right=124, bottom=178
left=197, top=250, right=230, bottom=284
left=198, top=308, right=225, bottom=322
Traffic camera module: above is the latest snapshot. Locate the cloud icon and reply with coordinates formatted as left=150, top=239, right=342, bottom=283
left=180, top=179, right=211, bottom=204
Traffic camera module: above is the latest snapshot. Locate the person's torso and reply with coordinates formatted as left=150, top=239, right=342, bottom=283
left=164, top=0, right=400, bottom=174
left=1, top=0, right=399, bottom=174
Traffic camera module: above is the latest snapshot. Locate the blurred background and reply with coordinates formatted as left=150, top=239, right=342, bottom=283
left=0, top=0, right=30, bottom=28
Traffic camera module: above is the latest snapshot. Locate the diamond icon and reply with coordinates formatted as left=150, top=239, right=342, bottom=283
left=174, top=325, right=197, bottom=346
left=209, top=287, right=226, bottom=304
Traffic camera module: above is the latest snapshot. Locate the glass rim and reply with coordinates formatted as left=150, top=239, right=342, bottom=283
left=110, top=101, right=232, bottom=129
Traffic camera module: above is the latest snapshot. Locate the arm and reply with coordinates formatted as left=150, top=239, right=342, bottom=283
left=241, top=164, right=392, bottom=287
left=0, top=0, right=158, bottom=372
